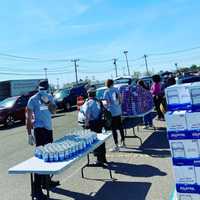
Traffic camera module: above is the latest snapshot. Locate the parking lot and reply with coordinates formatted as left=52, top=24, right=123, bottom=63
left=0, top=110, right=173, bottom=200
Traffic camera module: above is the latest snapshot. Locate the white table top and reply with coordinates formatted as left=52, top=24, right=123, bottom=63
left=122, top=109, right=153, bottom=119
left=8, top=132, right=112, bottom=175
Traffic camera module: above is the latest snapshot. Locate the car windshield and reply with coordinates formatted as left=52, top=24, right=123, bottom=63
left=96, top=88, right=106, bottom=99
left=54, top=89, right=70, bottom=99
left=0, top=97, right=18, bottom=108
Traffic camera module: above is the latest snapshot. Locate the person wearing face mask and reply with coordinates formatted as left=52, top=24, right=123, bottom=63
left=26, top=80, right=59, bottom=200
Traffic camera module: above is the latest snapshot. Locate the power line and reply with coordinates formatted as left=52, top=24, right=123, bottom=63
left=149, top=46, right=200, bottom=56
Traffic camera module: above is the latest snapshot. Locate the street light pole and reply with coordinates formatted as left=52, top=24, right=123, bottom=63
left=174, top=63, right=178, bottom=71
left=113, top=58, right=118, bottom=77
left=144, top=54, right=149, bottom=75
left=44, top=68, right=48, bottom=79
left=123, top=50, right=130, bottom=76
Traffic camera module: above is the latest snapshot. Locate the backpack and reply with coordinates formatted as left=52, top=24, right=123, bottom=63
left=99, top=100, right=112, bottom=130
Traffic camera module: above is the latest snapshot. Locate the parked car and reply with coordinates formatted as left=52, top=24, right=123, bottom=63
left=141, top=76, right=153, bottom=89
left=113, top=76, right=136, bottom=85
left=54, top=85, right=87, bottom=111
left=0, top=95, right=30, bottom=127
left=178, top=76, right=200, bottom=84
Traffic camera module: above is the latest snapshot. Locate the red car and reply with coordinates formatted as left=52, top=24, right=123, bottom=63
left=0, top=92, right=36, bottom=127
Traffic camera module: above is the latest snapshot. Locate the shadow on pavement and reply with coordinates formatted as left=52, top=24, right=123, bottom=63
left=0, top=121, right=25, bottom=130
left=109, top=162, right=167, bottom=177
left=56, top=107, right=77, bottom=114
left=52, top=181, right=151, bottom=200
left=142, top=130, right=169, bottom=149
left=122, top=130, right=171, bottom=158
left=52, top=114, right=66, bottom=119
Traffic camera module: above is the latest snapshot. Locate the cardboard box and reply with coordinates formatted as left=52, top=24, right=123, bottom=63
left=170, top=140, right=200, bottom=159
left=186, top=111, right=200, bottom=131
left=165, top=84, right=191, bottom=106
left=173, top=160, right=196, bottom=185
left=165, top=111, right=187, bottom=132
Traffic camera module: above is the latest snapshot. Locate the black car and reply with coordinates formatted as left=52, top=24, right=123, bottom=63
left=178, top=76, right=200, bottom=84
left=54, top=85, right=87, bottom=111
left=0, top=93, right=35, bottom=127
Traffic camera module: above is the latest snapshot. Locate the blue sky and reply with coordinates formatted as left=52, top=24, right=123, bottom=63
left=0, top=0, right=200, bottom=86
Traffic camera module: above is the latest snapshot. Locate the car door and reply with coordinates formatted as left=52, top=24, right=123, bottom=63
left=14, top=96, right=28, bottom=121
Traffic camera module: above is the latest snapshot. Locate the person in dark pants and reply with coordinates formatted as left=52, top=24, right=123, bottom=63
left=81, top=87, right=107, bottom=166
left=150, top=75, right=164, bottom=120
left=26, top=80, right=59, bottom=200
left=103, top=79, right=125, bottom=152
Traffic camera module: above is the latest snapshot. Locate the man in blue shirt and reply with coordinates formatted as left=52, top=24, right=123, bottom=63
left=103, top=79, right=125, bottom=152
left=26, top=80, right=59, bottom=200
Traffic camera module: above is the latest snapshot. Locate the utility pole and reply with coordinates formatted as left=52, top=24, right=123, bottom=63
left=71, top=59, right=80, bottom=84
left=123, top=50, right=130, bottom=76
left=113, top=58, right=118, bottom=77
left=144, top=54, right=149, bottom=75
left=44, top=68, right=48, bottom=79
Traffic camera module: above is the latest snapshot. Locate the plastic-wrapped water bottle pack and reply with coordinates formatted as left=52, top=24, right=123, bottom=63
left=34, top=131, right=98, bottom=162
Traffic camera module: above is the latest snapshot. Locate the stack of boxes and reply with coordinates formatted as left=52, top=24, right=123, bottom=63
left=165, top=82, right=200, bottom=200
left=119, top=85, right=153, bottom=116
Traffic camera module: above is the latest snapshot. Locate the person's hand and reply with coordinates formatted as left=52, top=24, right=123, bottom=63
left=28, top=134, right=35, bottom=146
left=41, top=95, right=49, bottom=104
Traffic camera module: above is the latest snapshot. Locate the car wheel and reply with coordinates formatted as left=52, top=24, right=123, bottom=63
left=64, top=102, right=71, bottom=112
left=5, top=115, right=15, bottom=128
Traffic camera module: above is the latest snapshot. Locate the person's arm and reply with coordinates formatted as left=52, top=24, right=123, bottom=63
left=103, top=90, right=110, bottom=107
left=150, top=84, right=155, bottom=95
left=26, top=107, right=33, bottom=135
left=84, top=103, right=91, bottom=128
left=48, top=102, right=56, bottom=114
left=42, top=95, right=57, bottom=114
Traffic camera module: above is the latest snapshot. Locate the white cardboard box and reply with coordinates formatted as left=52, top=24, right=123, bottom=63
left=186, top=111, right=200, bottom=131
left=174, top=165, right=196, bottom=185
left=170, top=140, right=200, bottom=159
left=189, top=82, right=200, bottom=105
left=177, top=193, right=199, bottom=200
left=165, top=111, right=187, bottom=132
left=165, top=84, right=191, bottom=106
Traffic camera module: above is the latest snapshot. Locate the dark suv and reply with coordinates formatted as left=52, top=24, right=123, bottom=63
left=0, top=95, right=30, bottom=127
left=54, top=85, right=87, bottom=111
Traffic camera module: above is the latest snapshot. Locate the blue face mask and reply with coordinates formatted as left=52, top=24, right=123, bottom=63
left=38, top=90, right=48, bottom=95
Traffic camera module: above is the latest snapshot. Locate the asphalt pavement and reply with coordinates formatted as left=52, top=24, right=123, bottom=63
left=0, top=110, right=173, bottom=200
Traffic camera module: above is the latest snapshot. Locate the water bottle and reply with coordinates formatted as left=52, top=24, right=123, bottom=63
left=42, top=151, right=49, bottom=162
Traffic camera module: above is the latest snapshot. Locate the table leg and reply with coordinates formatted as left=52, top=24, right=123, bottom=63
left=45, top=175, right=50, bottom=199
left=81, top=154, right=90, bottom=178
left=30, top=173, right=34, bottom=200
left=132, top=127, right=142, bottom=146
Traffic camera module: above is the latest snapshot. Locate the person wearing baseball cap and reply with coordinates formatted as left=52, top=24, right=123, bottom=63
left=80, top=86, right=107, bottom=166
left=26, top=80, right=59, bottom=199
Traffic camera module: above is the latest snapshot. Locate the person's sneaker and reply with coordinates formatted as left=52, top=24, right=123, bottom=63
left=143, top=125, right=149, bottom=129
left=119, top=141, right=126, bottom=148
left=109, top=146, right=119, bottom=152
left=93, top=161, right=106, bottom=167
left=33, top=191, right=47, bottom=200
